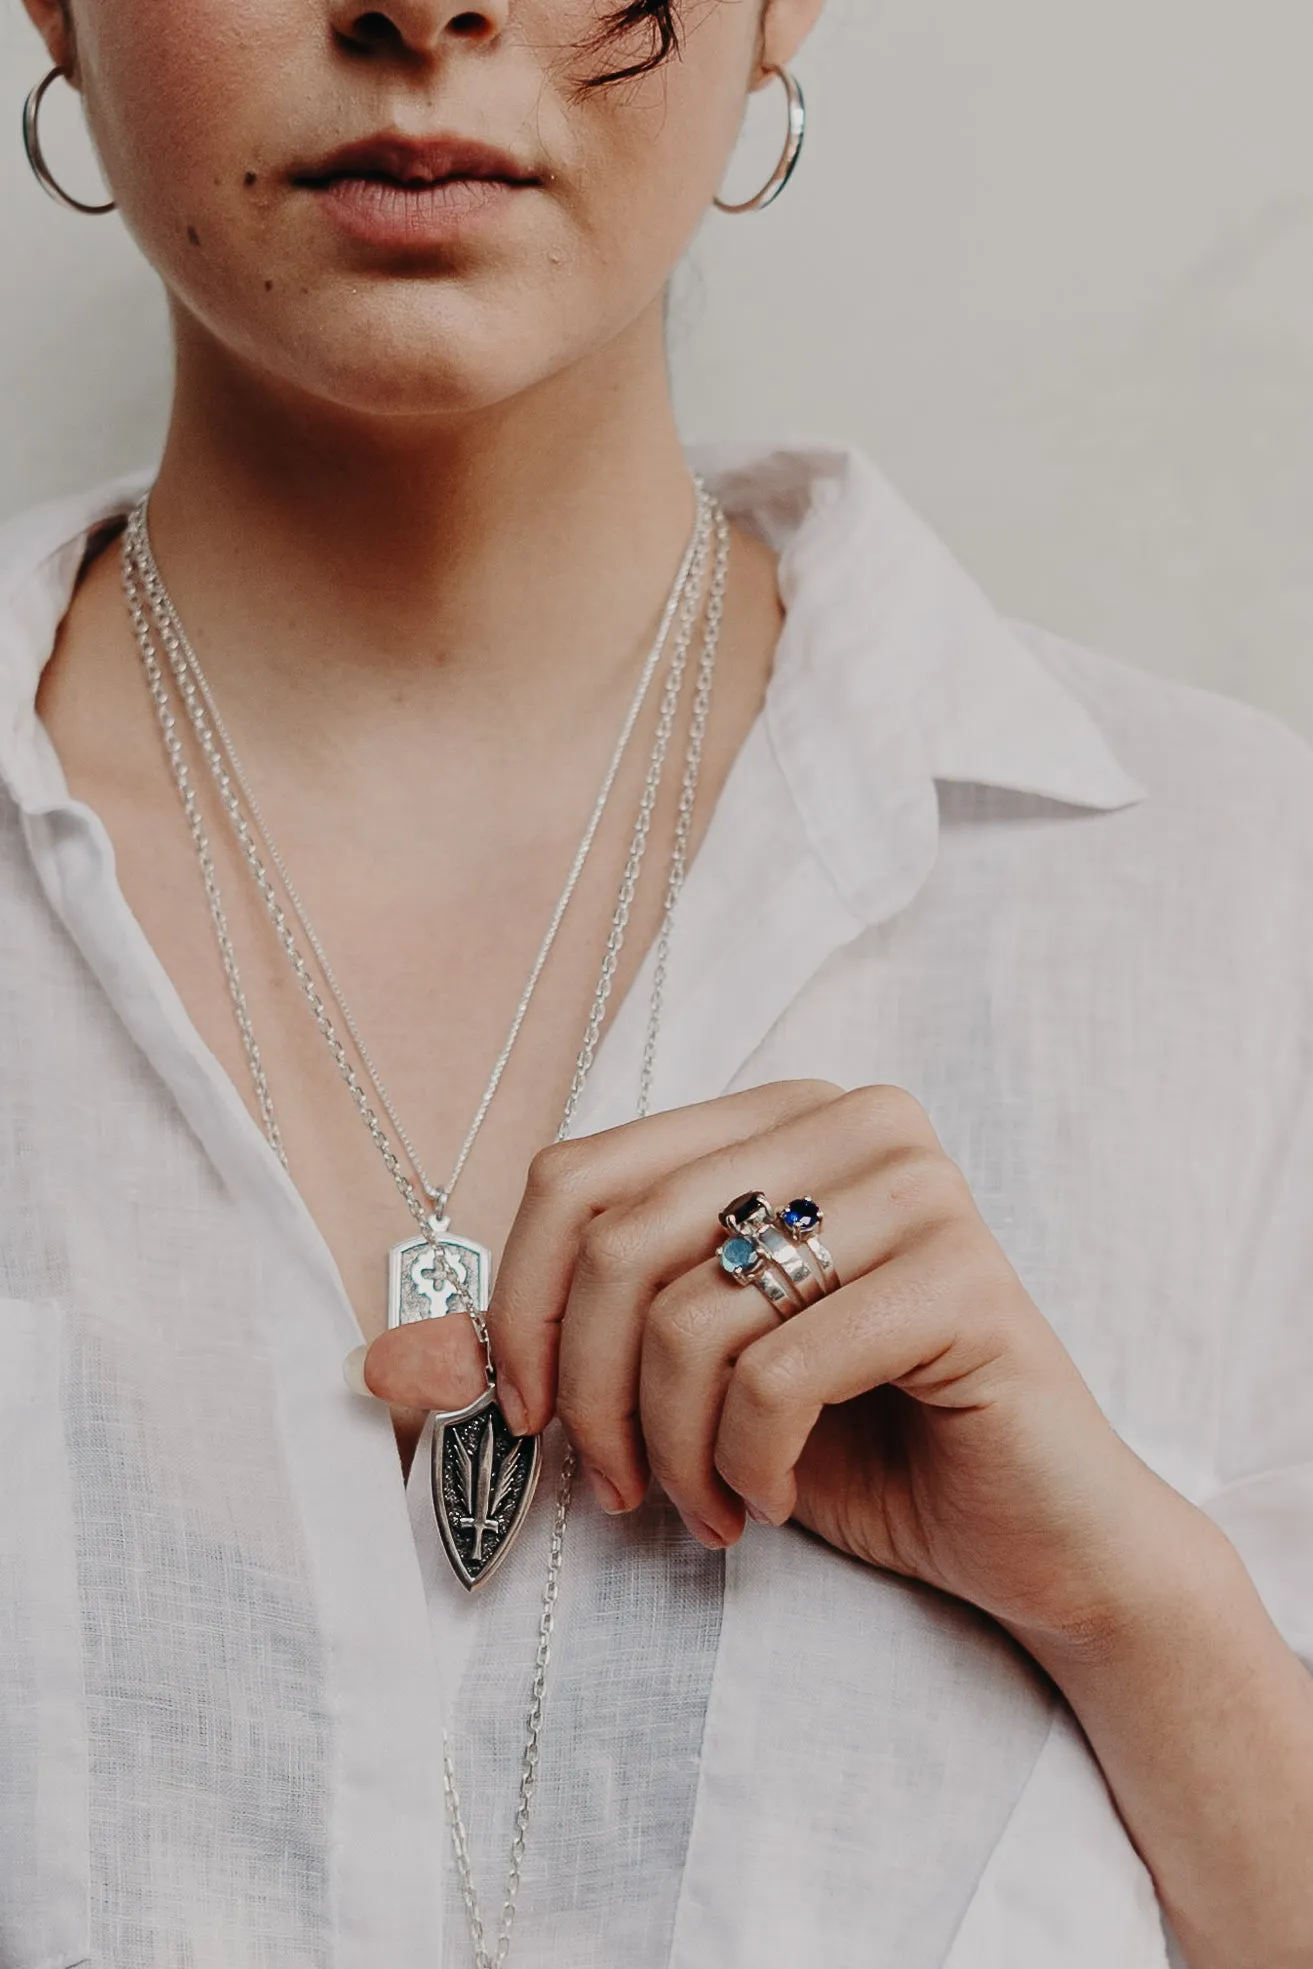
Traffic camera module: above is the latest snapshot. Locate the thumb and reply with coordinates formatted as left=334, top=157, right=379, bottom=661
left=344, top=1315, right=488, bottom=1413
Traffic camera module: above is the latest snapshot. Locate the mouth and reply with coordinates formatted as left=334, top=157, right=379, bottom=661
left=290, top=133, right=543, bottom=248
left=292, top=134, right=541, bottom=195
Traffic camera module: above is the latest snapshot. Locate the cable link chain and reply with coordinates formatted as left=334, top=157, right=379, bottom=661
left=129, top=491, right=712, bottom=1218
left=638, top=502, right=730, bottom=1116
left=125, top=518, right=495, bottom=1343
left=120, top=494, right=731, bottom=1969
left=125, top=486, right=718, bottom=1368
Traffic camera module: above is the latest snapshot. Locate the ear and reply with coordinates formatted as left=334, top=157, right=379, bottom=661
left=757, top=0, right=826, bottom=81
left=20, top=0, right=77, bottom=78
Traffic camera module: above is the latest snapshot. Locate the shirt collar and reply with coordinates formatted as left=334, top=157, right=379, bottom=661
left=579, top=444, right=1147, bottom=1128
left=0, top=471, right=150, bottom=814
left=0, top=447, right=1146, bottom=835
left=693, top=442, right=1145, bottom=920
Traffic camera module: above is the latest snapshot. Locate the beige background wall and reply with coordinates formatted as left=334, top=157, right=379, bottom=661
left=3, top=0, right=1312, bottom=735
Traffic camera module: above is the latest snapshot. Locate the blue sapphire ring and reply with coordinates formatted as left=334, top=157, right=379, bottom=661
left=777, top=1197, right=839, bottom=1291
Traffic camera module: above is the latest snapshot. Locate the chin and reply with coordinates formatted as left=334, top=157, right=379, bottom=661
left=233, top=282, right=590, bottom=422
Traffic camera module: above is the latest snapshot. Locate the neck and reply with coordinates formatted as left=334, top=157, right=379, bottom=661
left=145, top=300, right=700, bottom=746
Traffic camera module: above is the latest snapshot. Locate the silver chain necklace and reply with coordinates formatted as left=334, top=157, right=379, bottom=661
left=128, top=500, right=710, bottom=1228
left=122, top=489, right=718, bottom=1586
left=125, top=495, right=713, bottom=1588
left=125, top=492, right=708, bottom=1378
left=120, top=496, right=731, bottom=1969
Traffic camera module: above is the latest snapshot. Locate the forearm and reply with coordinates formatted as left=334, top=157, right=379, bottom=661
left=1023, top=1485, right=1313, bottom=1969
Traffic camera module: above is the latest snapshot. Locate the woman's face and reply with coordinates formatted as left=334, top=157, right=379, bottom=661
left=26, top=0, right=821, bottom=418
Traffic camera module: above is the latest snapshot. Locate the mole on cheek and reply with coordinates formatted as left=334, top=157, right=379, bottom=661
left=264, top=279, right=274, bottom=291
left=186, top=225, right=202, bottom=247
left=244, top=172, right=258, bottom=187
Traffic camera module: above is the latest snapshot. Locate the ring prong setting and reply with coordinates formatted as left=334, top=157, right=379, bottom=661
left=719, top=1234, right=764, bottom=1283
left=780, top=1197, right=822, bottom=1237
left=719, top=1191, right=772, bottom=1236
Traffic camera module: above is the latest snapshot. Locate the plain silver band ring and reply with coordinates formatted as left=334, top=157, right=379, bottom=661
left=749, top=1222, right=825, bottom=1307
left=800, top=1234, right=838, bottom=1288
left=23, top=68, right=116, bottom=216
left=719, top=1238, right=804, bottom=1316
left=742, top=1258, right=803, bottom=1316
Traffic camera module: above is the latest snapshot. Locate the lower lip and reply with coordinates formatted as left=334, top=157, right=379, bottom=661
left=306, top=174, right=528, bottom=249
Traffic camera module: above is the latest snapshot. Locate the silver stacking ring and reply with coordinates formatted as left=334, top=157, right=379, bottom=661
left=717, top=1234, right=801, bottom=1313
left=776, top=1196, right=839, bottom=1290
left=716, top=1191, right=838, bottom=1316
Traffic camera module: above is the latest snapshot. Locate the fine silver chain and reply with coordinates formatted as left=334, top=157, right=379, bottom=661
left=121, top=491, right=713, bottom=1366
left=128, top=495, right=711, bottom=1219
left=121, top=496, right=731, bottom=1969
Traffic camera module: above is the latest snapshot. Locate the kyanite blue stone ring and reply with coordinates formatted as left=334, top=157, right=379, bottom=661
left=717, top=1228, right=800, bottom=1313
left=719, top=1236, right=761, bottom=1281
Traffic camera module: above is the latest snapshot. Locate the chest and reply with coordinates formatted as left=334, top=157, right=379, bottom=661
left=0, top=798, right=1253, bottom=1969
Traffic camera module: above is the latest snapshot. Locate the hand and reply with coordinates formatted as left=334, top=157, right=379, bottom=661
left=362, top=1080, right=1184, bottom=1652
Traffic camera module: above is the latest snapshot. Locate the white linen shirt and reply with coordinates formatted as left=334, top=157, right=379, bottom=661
left=1, top=444, right=1311, bottom=1969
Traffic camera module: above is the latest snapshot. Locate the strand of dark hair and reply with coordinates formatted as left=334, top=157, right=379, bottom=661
left=586, top=1, right=683, bottom=89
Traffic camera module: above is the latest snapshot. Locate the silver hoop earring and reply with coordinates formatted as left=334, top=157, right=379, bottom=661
left=23, top=67, right=116, bottom=216
left=714, top=65, right=806, bottom=216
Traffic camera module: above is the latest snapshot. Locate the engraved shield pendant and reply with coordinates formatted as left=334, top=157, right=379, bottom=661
left=433, top=1402, right=542, bottom=1591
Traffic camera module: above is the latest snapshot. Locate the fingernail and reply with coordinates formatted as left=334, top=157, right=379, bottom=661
left=497, top=1383, right=530, bottom=1436
left=744, top=1500, right=775, bottom=1526
left=586, top=1466, right=626, bottom=1516
left=342, top=1345, right=374, bottom=1399
left=679, top=1510, right=728, bottom=1550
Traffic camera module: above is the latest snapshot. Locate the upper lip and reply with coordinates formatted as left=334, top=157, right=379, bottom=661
left=293, top=134, right=539, bottom=188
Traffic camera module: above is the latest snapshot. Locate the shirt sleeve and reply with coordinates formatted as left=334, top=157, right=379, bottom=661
left=1203, top=1061, right=1313, bottom=1670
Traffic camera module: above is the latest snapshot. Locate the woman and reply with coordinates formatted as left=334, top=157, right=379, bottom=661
left=3, top=1, right=1311, bottom=1964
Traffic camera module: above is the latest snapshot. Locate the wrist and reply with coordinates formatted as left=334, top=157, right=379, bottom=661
left=1010, top=1459, right=1245, bottom=1685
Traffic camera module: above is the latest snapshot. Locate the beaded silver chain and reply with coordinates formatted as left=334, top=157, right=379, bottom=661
left=120, top=495, right=731, bottom=1969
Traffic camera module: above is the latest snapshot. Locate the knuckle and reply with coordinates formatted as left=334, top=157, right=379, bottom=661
left=882, top=1145, right=966, bottom=1219
left=577, top=1206, right=651, bottom=1283
left=554, top=1378, right=588, bottom=1440
left=555, top=1364, right=626, bottom=1451
left=712, top=1436, right=759, bottom=1499
left=644, top=1438, right=684, bottom=1493
left=840, top=1082, right=929, bottom=1142
left=524, top=1137, right=593, bottom=1205
left=556, top=1380, right=605, bottom=1448
left=785, top=1076, right=846, bottom=1109
left=733, top=1340, right=805, bottom=1418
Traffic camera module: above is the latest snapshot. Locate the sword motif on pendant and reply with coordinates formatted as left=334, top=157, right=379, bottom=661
left=435, top=1406, right=541, bottom=1589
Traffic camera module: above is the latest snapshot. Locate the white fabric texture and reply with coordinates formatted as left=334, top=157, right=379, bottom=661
left=0, top=444, right=1310, bottom=1969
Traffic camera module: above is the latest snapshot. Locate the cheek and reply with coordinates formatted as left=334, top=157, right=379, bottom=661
left=77, top=0, right=301, bottom=243
left=565, top=53, right=746, bottom=294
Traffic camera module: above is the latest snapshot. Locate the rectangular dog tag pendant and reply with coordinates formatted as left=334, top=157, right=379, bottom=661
left=387, top=1215, right=492, bottom=1330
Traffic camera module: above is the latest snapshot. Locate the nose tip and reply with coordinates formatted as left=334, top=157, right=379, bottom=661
left=333, top=1, right=509, bottom=59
